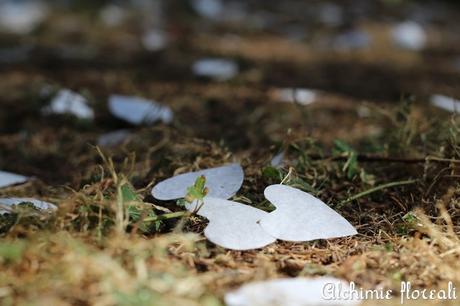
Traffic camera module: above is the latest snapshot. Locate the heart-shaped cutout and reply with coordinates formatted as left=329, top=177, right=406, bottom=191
left=260, top=184, right=357, bottom=242
left=0, top=171, right=28, bottom=188
left=108, top=95, right=173, bottom=125
left=0, top=197, right=57, bottom=214
left=225, top=276, right=361, bottom=306
left=152, top=163, right=244, bottom=200
left=186, top=197, right=275, bottom=250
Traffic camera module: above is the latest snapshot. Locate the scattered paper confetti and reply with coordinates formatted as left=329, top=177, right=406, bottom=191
left=186, top=197, right=275, bottom=250
left=99, top=4, right=127, bottom=27
left=191, top=0, right=223, bottom=20
left=333, top=30, right=371, bottom=50
left=270, top=152, right=285, bottom=168
left=318, top=3, right=343, bottom=27
left=152, top=164, right=244, bottom=200
left=43, top=89, right=94, bottom=120
left=108, top=95, right=173, bottom=125
left=142, top=29, right=168, bottom=51
left=0, top=171, right=28, bottom=188
left=391, top=21, right=426, bottom=51
left=0, top=198, right=57, bottom=214
left=0, top=1, right=48, bottom=34
left=431, top=94, right=460, bottom=112
left=274, top=88, right=317, bottom=105
left=225, top=277, right=361, bottom=306
left=192, top=58, right=238, bottom=81
left=260, top=184, right=357, bottom=242
left=97, top=129, right=132, bottom=147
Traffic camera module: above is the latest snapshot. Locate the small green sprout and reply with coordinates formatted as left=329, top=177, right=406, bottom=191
left=333, top=139, right=359, bottom=179
left=184, top=175, right=209, bottom=203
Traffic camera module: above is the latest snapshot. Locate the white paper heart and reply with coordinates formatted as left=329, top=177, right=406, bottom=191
left=431, top=94, right=460, bottom=113
left=152, top=163, right=244, bottom=200
left=43, top=89, right=94, bottom=120
left=142, top=29, right=168, bottom=51
left=274, top=88, right=317, bottom=105
left=192, top=58, right=238, bottom=81
left=191, top=0, right=223, bottom=20
left=260, top=185, right=357, bottom=242
left=0, top=1, right=48, bottom=34
left=318, top=3, right=343, bottom=27
left=97, top=129, right=131, bottom=147
left=225, top=277, right=361, bottom=306
left=333, top=30, right=371, bottom=51
left=108, top=95, right=173, bottom=125
left=391, top=21, right=426, bottom=51
left=270, top=152, right=285, bottom=168
left=0, top=197, right=57, bottom=214
left=0, top=171, right=28, bottom=188
left=186, top=197, right=275, bottom=250
left=99, top=4, right=126, bottom=27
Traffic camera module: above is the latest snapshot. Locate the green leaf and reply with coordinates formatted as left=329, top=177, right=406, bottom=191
left=333, top=139, right=354, bottom=153
left=185, top=175, right=208, bottom=203
left=262, top=166, right=282, bottom=180
left=194, top=175, right=206, bottom=192
left=121, top=183, right=140, bottom=202
left=0, top=241, right=26, bottom=263
left=333, top=139, right=359, bottom=179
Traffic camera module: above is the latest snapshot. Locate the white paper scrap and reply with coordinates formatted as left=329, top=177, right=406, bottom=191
left=270, top=152, right=285, bottom=168
left=391, top=21, right=426, bottom=51
left=0, top=197, right=57, bottom=214
left=97, top=129, right=131, bottom=147
left=43, top=89, right=94, bottom=120
left=99, top=4, right=127, bottom=27
left=142, top=29, right=168, bottom=51
left=186, top=197, right=275, bottom=250
left=275, top=88, right=317, bottom=105
left=0, top=1, right=48, bottom=34
left=0, top=171, right=28, bottom=188
left=260, top=184, right=357, bottom=242
left=191, top=0, right=223, bottom=20
left=431, top=94, right=460, bottom=113
left=192, top=58, right=238, bottom=81
left=225, top=277, right=361, bottom=306
left=152, top=164, right=244, bottom=200
left=108, top=95, right=173, bottom=125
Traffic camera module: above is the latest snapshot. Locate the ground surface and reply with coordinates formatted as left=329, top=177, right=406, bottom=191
left=1, top=1, right=460, bottom=305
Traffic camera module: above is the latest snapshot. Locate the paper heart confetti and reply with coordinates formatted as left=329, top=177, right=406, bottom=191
left=186, top=197, right=275, bottom=250
left=260, top=184, right=357, bottom=242
left=43, top=89, right=94, bottom=120
left=0, top=198, right=57, bottom=214
left=192, top=58, right=238, bottom=81
left=152, top=163, right=244, bottom=200
left=142, top=29, right=169, bottom=51
left=0, top=171, right=28, bottom=188
left=97, top=129, right=131, bottom=147
left=225, top=277, right=361, bottom=306
left=108, top=95, right=173, bottom=125
left=431, top=94, right=460, bottom=112
left=333, top=30, right=371, bottom=51
left=391, top=21, right=426, bottom=51
left=191, top=0, right=223, bottom=20
left=274, top=88, right=317, bottom=105
left=0, top=1, right=48, bottom=34
left=270, top=151, right=285, bottom=168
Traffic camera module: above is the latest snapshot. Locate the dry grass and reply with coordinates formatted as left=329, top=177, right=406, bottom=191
left=2, top=2, right=460, bottom=305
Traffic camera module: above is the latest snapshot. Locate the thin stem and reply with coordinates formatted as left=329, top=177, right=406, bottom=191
left=339, top=179, right=418, bottom=207
left=143, top=211, right=188, bottom=223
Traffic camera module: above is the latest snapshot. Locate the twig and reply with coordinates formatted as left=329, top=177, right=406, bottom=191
left=307, top=154, right=460, bottom=164
left=143, top=211, right=189, bottom=223
left=338, top=179, right=418, bottom=206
